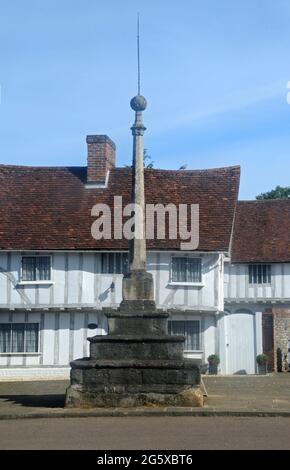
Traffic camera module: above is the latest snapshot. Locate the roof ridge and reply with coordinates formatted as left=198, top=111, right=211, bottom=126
left=0, top=164, right=86, bottom=171
left=142, top=165, right=241, bottom=173
left=238, top=199, right=290, bottom=204
left=0, top=164, right=241, bottom=173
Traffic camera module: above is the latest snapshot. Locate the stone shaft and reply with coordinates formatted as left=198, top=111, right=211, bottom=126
left=130, top=110, right=146, bottom=271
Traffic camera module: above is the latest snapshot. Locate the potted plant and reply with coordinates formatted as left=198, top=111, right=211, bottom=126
left=207, top=354, right=220, bottom=375
left=256, top=354, right=268, bottom=375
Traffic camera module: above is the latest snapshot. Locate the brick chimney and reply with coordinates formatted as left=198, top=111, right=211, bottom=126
left=86, top=135, right=116, bottom=185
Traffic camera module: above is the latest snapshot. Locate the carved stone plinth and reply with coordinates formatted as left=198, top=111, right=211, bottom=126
left=122, top=270, right=154, bottom=301
left=65, top=301, right=203, bottom=408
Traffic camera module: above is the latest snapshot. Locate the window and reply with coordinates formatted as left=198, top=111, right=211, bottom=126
left=168, top=320, right=200, bottom=351
left=101, top=253, right=129, bottom=274
left=0, top=323, right=39, bottom=353
left=249, top=264, right=271, bottom=284
left=22, top=256, right=51, bottom=282
left=171, top=257, right=202, bottom=283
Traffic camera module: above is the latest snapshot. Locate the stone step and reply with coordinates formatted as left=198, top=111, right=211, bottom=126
left=70, top=362, right=200, bottom=390
left=106, top=312, right=168, bottom=336
left=70, top=357, right=199, bottom=370
left=88, top=334, right=185, bottom=360
left=88, top=334, right=184, bottom=343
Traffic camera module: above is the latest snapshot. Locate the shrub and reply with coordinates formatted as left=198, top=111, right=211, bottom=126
left=256, top=354, right=268, bottom=365
left=207, top=354, right=220, bottom=366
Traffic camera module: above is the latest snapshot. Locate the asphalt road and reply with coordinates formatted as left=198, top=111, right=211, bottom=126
left=0, top=416, right=289, bottom=450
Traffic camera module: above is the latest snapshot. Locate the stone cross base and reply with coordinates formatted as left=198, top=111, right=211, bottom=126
left=65, top=301, right=203, bottom=409
left=65, top=361, right=203, bottom=408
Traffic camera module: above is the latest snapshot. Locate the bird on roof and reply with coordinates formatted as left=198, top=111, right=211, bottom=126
left=179, top=164, right=187, bottom=170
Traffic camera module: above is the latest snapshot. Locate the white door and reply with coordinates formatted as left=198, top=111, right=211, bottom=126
left=226, top=312, right=256, bottom=375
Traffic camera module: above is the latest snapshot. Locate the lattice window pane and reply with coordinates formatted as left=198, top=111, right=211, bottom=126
left=11, top=324, right=25, bottom=352
left=0, top=324, right=11, bottom=353
left=115, top=253, right=121, bottom=274
left=172, top=257, right=186, bottom=282
left=101, top=253, right=129, bottom=274
left=25, top=324, right=39, bottom=353
left=108, top=254, right=115, bottom=274
left=172, top=257, right=202, bottom=283
left=101, top=253, right=108, bottom=274
left=249, top=264, right=271, bottom=284
left=22, top=256, right=51, bottom=281
left=22, top=257, right=36, bottom=281
left=0, top=323, right=39, bottom=353
left=168, top=320, right=200, bottom=351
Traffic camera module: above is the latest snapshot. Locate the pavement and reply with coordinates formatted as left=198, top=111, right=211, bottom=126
left=0, top=373, right=289, bottom=419
left=204, top=374, right=290, bottom=413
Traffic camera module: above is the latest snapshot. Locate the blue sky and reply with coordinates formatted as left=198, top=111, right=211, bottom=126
left=0, top=0, right=290, bottom=199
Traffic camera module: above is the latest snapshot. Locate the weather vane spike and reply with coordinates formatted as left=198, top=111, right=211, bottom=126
left=137, top=12, right=141, bottom=95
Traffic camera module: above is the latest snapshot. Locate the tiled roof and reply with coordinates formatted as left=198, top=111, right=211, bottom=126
left=0, top=165, right=240, bottom=252
left=232, top=200, right=290, bottom=263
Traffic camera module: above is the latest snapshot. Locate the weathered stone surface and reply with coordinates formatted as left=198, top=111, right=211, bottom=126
left=107, top=311, right=168, bottom=336
left=70, top=358, right=200, bottom=370
left=65, top=336, right=202, bottom=408
left=65, top=386, right=203, bottom=409
left=122, top=270, right=154, bottom=301
left=119, top=299, right=157, bottom=312
left=89, top=335, right=184, bottom=360
left=179, top=388, right=204, bottom=407
left=272, top=308, right=290, bottom=372
left=65, top=303, right=202, bottom=408
left=69, top=365, right=199, bottom=388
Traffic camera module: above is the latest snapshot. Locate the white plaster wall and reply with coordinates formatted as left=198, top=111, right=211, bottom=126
left=42, top=313, right=55, bottom=366
left=53, top=253, right=65, bottom=305
left=0, top=309, right=218, bottom=370
left=59, top=313, right=70, bottom=365
left=0, top=311, right=99, bottom=368
left=225, top=262, right=290, bottom=301
left=0, top=250, right=222, bottom=374
left=203, top=315, right=216, bottom=362
left=151, top=252, right=220, bottom=310
left=73, top=313, right=86, bottom=360
left=0, top=367, right=70, bottom=381
left=218, top=313, right=227, bottom=374
left=0, top=251, right=222, bottom=310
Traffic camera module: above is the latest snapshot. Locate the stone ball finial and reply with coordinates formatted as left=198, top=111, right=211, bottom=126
left=130, top=95, right=147, bottom=112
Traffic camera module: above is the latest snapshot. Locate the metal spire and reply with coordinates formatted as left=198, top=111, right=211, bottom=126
left=137, top=13, right=141, bottom=95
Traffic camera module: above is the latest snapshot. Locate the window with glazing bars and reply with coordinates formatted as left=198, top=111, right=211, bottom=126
left=249, top=264, right=271, bottom=284
left=171, top=257, right=202, bottom=283
left=22, top=256, right=51, bottom=281
left=101, top=253, right=129, bottom=274
left=168, top=320, right=200, bottom=351
left=0, top=323, right=39, bottom=353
